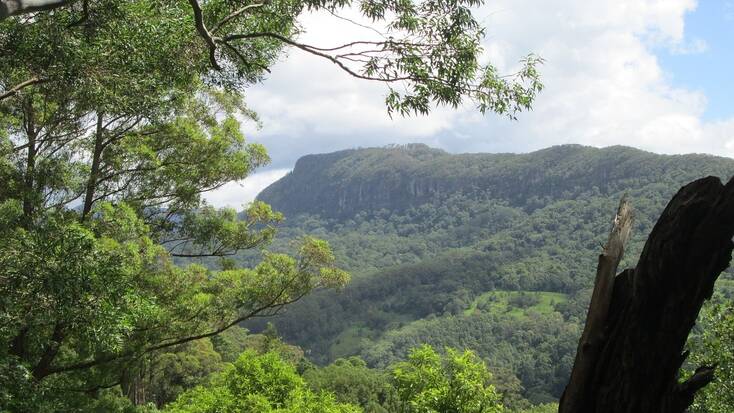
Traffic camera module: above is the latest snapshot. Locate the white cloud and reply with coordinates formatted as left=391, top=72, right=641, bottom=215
left=204, top=169, right=290, bottom=209
left=457, top=0, right=734, bottom=157
left=221, top=0, right=734, bottom=207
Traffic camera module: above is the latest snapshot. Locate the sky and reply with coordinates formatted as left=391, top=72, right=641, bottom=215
left=205, top=0, right=734, bottom=208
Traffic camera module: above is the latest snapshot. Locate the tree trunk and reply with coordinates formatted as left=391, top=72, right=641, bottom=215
left=560, top=176, right=734, bottom=413
left=81, top=112, right=104, bottom=220
left=22, top=99, right=37, bottom=227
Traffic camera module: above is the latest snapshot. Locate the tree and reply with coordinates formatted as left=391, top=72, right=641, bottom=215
left=560, top=177, right=734, bottom=413
left=515, top=403, right=558, bottom=413
left=0, top=20, right=350, bottom=401
left=688, top=299, right=734, bottom=413
left=391, top=345, right=504, bottom=413
left=164, top=350, right=361, bottom=413
left=130, top=338, right=225, bottom=408
left=1, top=0, right=543, bottom=117
left=303, top=356, right=398, bottom=413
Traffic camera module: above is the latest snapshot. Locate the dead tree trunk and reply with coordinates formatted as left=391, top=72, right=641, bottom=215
left=560, top=176, right=734, bottom=413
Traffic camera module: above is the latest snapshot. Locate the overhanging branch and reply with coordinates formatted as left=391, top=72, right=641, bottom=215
left=210, top=2, right=264, bottom=34
left=224, top=32, right=414, bottom=82
left=0, top=77, right=45, bottom=101
left=187, top=0, right=221, bottom=70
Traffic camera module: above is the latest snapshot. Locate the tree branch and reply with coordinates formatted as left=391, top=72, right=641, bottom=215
left=560, top=195, right=633, bottom=413
left=42, top=291, right=310, bottom=377
left=210, top=2, right=264, bottom=34
left=0, top=77, right=45, bottom=101
left=224, top=32, right=414, bottom=82
left=187, top=0, right=221, bottom=70
left=218, top=41, right=271, bottom=73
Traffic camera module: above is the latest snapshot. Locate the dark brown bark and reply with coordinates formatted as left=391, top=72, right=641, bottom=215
left=560, top=176, right=734, bottom=413
left=32, top=322, right=65, bottom=380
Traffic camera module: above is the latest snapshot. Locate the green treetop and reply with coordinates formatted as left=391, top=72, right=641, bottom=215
left=165, top=350, right=361, bottom=413
left=392, top=345, right=504, bottom=413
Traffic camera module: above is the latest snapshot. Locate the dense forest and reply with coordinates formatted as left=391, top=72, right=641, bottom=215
left=235, top=144, right=734, bottom=407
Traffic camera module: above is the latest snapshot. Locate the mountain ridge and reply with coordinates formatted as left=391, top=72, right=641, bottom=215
left=257, top=144, right=734, bottom=218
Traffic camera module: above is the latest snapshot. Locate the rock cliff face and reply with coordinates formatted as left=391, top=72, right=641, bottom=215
left=257, top=143, right=734, bottom=218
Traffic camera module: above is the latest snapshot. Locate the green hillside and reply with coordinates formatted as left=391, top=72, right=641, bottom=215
left=243, top=144, right=734, bottom=404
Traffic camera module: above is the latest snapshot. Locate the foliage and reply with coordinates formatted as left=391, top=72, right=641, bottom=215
left=165, top=350, right=361, bottom=413
left=465, top=291, right=566, bottom=317
left=0, top=5, right=348, bottom=404
left=688, top=298, right=734, bottom=413
left=1, top=0, right=542, bottom=118
left=164, top=344, right=510, bottom=413
left=391, top=345, right=503, bottom=413
left=303, top=356, right=398, bottom=413
left=0, top=193, right=348, bottom=408
left=513, top=403, right=558, bottom=413
left=1, top=0, right=544, bottom=410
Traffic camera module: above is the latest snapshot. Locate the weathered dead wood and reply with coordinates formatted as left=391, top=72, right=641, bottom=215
left=560, top=176, right=734, bottom=413
left=560, top=196, right=633, bottom=413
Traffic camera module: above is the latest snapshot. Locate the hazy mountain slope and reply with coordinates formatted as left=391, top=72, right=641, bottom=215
left=244, top=144, right=734, bottom=403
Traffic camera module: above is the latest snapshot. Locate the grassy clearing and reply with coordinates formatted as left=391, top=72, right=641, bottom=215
left=465, top=290, right=568, bottom=317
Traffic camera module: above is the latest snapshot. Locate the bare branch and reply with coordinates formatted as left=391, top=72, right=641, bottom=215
left=0, top=76, right=45, bottom=101
left=224, top=32, right=414, bottom=82
left=326, top=9, right=387, bottom=39
left=210, top=2, right=264, bottom=34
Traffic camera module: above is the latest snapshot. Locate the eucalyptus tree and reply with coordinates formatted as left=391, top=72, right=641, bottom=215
left=0, top=3, right=343, bottom=410
left=1, top=0, right=543, bottom=116
left=0, top=0, right=542, bottom=410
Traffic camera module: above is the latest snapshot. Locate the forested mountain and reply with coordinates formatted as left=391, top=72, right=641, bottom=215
left=242, top=144, right=734, bottom=404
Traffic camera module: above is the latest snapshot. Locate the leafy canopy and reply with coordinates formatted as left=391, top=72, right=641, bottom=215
left=1, top=0, right=543, bottom=117
left=0, top=10, right=349, bottom=405
left=165, top=350, right=361, bottom=413
left=688, top=299, right=734, bottom=413
left=392, top=345, right=504, bottom=413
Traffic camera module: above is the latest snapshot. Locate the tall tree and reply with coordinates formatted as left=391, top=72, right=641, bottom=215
left=0, top=3, right=346, bottom=410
